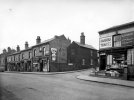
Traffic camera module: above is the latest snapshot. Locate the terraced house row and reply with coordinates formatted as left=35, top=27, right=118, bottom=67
left=0, top=33, right=98, bottom=72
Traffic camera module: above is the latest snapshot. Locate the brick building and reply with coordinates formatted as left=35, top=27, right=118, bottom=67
left=6, top=34, right=71, bottom=72
left=3, top=33, right=98, bottom=72
left=0, top=47, right=16, bottom=71
left=67, top=32, right=98, bottom=70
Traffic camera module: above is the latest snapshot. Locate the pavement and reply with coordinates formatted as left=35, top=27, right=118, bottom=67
left=76, top=75, right=134, bottom=88
left=4, top=68, right=90, bottom=75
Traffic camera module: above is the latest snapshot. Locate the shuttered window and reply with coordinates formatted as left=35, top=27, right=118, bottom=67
left=127, top=48, right=134, bottom=65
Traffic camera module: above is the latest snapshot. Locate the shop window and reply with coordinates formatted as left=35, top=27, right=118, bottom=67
left=114, top=35, right=121, bottom=47
left=82, top=59, right=85, bottom=65
left=107, top=55, right=112, bottom=65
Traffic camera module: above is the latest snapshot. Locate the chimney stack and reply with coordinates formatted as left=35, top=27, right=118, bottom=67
left=7, top=47, right=11, bottom=53
left=3, top=49, right=6, bottom=54
left=36, top=36, right=41, bottom=44
left=68, top=37, right=71, bottom=43
left=25, top=41, right=29, bottom=49
left=80, top=32, right=85, bottom=45
left=17, top=45, right=20, bottom=52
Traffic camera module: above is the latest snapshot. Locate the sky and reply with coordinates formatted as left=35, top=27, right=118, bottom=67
left=0, top=0, right=134, bottom=53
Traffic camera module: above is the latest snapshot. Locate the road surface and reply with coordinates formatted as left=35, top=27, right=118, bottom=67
left=0, top=70, right=134, bottom=100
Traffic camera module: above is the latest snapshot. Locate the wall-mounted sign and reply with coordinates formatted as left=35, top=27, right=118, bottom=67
left=45, top=45, right=49, bottom=55
left=51, top=48, right=57, bottom=61
left=99, top=36, right=112, bottom=49
left=121, top=32, right=134, bottom=47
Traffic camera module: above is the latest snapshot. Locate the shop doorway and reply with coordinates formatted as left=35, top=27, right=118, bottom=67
left=43, top=59, right=49, bottom=72
left=40, top=60, right=43, bottom=72
left=100, top=55, right=106, bottom=70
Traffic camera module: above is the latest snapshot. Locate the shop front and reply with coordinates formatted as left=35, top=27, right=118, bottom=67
left=32, top=57, right=49, bottom=72
left=99, top=30, right=134, bottom=79
left=99, top=47, right=128, bottom=78
left=42, top=57, right=49, bottom=72
left=32, top=57, right=40, bottom=72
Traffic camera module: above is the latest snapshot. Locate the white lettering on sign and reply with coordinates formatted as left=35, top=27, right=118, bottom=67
left=51, top=48, right=57, bottom=61
left=99, top=36, right=112, bottom=49
left=51, top=48, right=57, bottom=54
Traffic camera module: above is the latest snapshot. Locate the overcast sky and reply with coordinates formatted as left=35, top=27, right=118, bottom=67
left=0, top=0, right=134, bottom=53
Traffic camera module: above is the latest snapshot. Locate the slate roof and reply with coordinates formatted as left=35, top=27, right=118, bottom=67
left=32, top=34, right=66, bottom=47
left=74, top=41, right=97, bottom=50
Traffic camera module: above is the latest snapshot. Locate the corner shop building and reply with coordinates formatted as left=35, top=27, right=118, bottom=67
left=99, top=21, right=134, bottom=77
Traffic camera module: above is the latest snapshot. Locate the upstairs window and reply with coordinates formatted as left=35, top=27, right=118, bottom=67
left=91, top=59, right=93, bottom=65
left=34, top=49, right=36, bottom=57
left=91, top=50, right=93, bottom=56
left=12, top=56, right=14, bottom=61
left=14, top=56, right=15, bottom=61
left=22, top=54, right=24, bottom=59
left=114, top=35, right=121, bottom=47
left=43, top=47, right=46, bottom=56
left=71, top=49, right=75, bottom=56
left=18, top=55, right=20, bottom=61
left=3, top=59, right=5, bottom=63
left=29, top=52, right=31, bottom=58
left=82, top=59, right=85, bottom=65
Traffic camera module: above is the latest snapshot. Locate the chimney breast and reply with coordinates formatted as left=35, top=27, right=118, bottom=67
left=36, top=36, right=41, bottom=44
left=25, top=41, right=29, bottom=49
left=17, top=45, right=20, bottom=52
left=80, top=32, right=85, bottom=45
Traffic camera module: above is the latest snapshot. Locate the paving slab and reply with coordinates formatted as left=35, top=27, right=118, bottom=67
left=76, top=75, right=134, bottom=88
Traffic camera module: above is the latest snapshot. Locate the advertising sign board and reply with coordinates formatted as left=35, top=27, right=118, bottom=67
left=121, top=32, right=134, bottom=47
left=99, top=36, right=112, bottom=49
left=51, top=48, right=57, bottom=61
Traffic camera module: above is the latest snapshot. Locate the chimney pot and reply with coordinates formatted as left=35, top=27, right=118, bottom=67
left=16, top=45, right=20, bottom=52
left=36, top=36, right=41, bottom=44
left=80, top=32, right=85, bottom=45
left=7, top=47, right=11, bottom=53
left=25, top=41, right=29, bottom=49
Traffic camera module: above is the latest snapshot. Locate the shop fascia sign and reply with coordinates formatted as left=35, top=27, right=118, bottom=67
left=121, top=32, right=134, bottom=47
left=51, top=48, right=57, bottom=61
left=99, top=36, right=112, bottom=49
